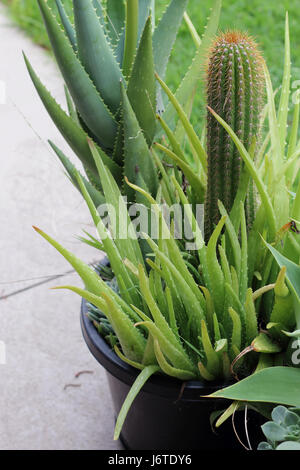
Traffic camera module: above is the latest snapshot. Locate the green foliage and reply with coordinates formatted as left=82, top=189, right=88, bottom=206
left=25, top=0, right=194, bottom=206
left=258, top=406, right=300, bottom=450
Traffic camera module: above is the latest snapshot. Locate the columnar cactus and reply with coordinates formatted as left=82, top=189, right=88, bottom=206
left=205, top=31, right=265, bottom=241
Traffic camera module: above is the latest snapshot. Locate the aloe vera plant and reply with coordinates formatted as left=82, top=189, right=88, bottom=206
left=24, top=0, right=222, bottom=207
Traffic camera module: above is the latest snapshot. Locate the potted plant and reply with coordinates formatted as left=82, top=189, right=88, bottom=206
left=25, top=0, right=300, bottom=450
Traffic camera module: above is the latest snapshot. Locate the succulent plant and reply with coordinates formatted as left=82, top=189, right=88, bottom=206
left=205, top=31, right=265, bottom=241
left=24, top=0, right=191, bottom=205
left=258, top=406, right=300, bottom=450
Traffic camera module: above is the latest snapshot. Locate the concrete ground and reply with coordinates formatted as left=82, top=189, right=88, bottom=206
left=0, top=4, right=123, bottom=450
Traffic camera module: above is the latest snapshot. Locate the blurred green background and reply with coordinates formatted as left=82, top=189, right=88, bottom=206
left=3, top=0, right=300, bottom=128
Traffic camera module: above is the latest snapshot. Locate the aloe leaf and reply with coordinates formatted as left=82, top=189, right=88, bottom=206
left=48, top=140, right=105, bottom=207
left=127, top=16, right=156, bottom=146
left=114, top=365, right=160, bottom=440
left=122, top=84, right=158, bottom=200
left=245, top=288, right=258, bottom=342
left=75, top=170, right=141, bottom=308
left=183, top=12, right=201, bottom=48
left=137, top=265, right=180, bottom=350
left=92, top=0, right=105, bottom=24
left=154, top=142, right=205, bottom=198
left=88, top=140, right=144, bottom=268
left=153, top=0, right=188, bottom=81
left=55, top=0, right=76, bottom=51
left=114, top=345, right=144, bottom=370
left=123, top=0, right=139, bottom=78
left=153, top=339, right=195, bottom=380
left=163, top=0, right=221, bottom=123
left=277, top=13, right=291, bottom=154
left=74, top=0, right=124, bottom=116
left=156, top=114, right=188, bottom=163
left=137, top=321, right=196, bottom=372
left=24, top=54, right=121, bottom=184
left=264, top=62, right=281, bottom=171
left=239, top=203, right=248, bottom=303
left=206, top=216, right=226, bottom=320
left=208, top=106, right=277, bottom=241
left=228, top=307, right=242, bottom=352
left=57, top=286, right=146, bottom=362
left=32, top=226, right=108, bottom=294
left=37, top=0, right=117, bottom=149
left=64, top=85, right=79, bottom=124
left=106, top=0, right=125, bottom=46
left=156, top=73, right=207, bottom=171
left=200, top=320, right=220, bottom=377
left=207, top=367, right=300, bottom=408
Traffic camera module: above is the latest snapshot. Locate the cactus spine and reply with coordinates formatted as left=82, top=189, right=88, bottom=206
left=205, top=31, right=264, bottom=241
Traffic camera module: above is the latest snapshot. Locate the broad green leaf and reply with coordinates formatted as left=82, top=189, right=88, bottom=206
left=74, top=0, right=124, bottom=115
left=37, top=0, right=117, bottom=149
left=208, top=366, right=300, bottom=407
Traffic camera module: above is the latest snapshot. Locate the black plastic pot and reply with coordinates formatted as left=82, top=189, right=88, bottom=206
left=80, top=298, right=265, bottom=450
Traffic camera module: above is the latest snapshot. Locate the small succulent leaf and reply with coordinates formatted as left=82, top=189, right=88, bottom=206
left=257, top=442, right=274, bottom=450
left=37, top=0, right=117, bottom=149
left=262, top=422, right=288, bottom=443
left=276, top=441, right=300, bottom=450
left=74, top=0, right=124, bottom=115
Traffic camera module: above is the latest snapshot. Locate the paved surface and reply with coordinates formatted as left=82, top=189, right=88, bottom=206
left=0, top=4, right=123, bottom=450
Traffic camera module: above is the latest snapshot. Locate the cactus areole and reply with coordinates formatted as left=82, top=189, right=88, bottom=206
left=205, top=31, right=265, bottom=241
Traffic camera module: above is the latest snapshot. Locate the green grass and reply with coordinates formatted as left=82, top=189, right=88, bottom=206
left=3, top=0, right=300, bottom=127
